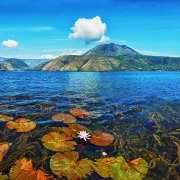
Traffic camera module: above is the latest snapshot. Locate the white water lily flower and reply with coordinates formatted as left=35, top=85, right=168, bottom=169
left=77, top=130, right=91, bottom=141
left=102, top=151, right=107, bottom=156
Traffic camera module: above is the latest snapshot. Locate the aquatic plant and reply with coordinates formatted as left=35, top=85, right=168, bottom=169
left=50, top=151, right=94, bottom=180
left=0, top=103, right=179, bottom=179
left=89, top=130, right=114, bottom=146
left=69, top=108, right=92, bottom=119
left=109, top=156, right=148, bottom=180
left=52, top=113, right=76, bottom=124
left=0, top=172, right=8, bottom=180
left=9, top=158, right=37, bottom=180
left=6, top=118, right=36, bottom=132
left=41, top=132, right=77, bottom=152
left=66, top=123, right=92, bottom=138
left=36, top=170, right=53, bottom=180
left=0, top=114, right=13, bottom=122
left=102, top=151, right=107, bottom=156
left=0, top=142, right=12, bottom=162
left=9, top=158, right=51, bottom=180
left=93, top=157, right=116, bottom=178
left=77, top=130, right=91, bottom=141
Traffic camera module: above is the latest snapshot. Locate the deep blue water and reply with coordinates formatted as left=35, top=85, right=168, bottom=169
left=0, top=71, right=179, bottom=124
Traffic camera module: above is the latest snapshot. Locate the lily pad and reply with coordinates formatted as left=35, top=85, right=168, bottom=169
left=0, top=173, right=8, bottom=180
left=93, top=157, right=116, bottom=178
left=50, top=151, right=94, bottom=180
left=41, top=132, right=77, bottom=152
left=110, top=156, right=148, bottom=180
left=69, top=108, right=92, bottom=119
left=6, top=118, right=36, bottom=132
left=36, top=170, right=52, bottom=180
left=0, top=114, right=13, bottom=122
left=52, top=113, right=76, bottom=124
left=0, top=142, right=12, bottom=162
left=9, top=158, right=37, bottom=180
left=63, top=124, right=92, bottom=138
left=89, top=131, right=114, bottom=146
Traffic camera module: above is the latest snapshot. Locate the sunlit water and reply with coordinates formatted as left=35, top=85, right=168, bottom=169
left=0, top=71, right=179, bottom=179
left=0, top=71, right=179, bottom=119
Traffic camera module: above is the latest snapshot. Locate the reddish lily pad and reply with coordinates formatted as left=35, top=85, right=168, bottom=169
left=63, top=124, right=92, bottom=138
left=69, top=108, right=92, bottom=119
left=6, top=118, right=36, bottom=132
left=9, top=158, right=37, bottom=180
left=9, top=158, right=51, bottom=180
left=0, top=142, right=12, bottom=162
left=52, top=113, right=76, bottom=124
left=89, top=130, right=114, bottom=146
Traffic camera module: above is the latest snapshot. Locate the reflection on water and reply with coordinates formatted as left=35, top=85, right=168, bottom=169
left=0, top=71, right=179, bottom=121
left=68, top=72, right=101, bottom=91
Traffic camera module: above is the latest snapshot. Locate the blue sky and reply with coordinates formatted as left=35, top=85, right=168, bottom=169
left=0, top=0, right=180, bottom=58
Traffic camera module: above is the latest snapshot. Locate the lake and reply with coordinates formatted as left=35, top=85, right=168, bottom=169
left=0, top=71, right=180, bottom=179
left=0, top=71, right=179, bottom=118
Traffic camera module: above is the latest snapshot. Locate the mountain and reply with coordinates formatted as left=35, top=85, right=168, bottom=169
left=32, top=61, right=52, bottom=71
left=41, top=55, right=121, bottom=71
left=0, top=43, right=179, bottom=71
left=114, top=55, right=180, bottom=71
left=0, top=58, right=29, bottom=71
left=40, top=54, right=180, bottom=72
left=83, top=43, right=140, bottom=57
left=40, top=43, right=180, bottom=72
left=22, top=59, right=51, bottom=67
left=0, top=57, right=51, bottom=67
left=0, top=57, right=6, bottom=61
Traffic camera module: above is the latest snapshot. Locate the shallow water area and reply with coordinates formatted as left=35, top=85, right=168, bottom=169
left=0, top=71, right=179, bottom=179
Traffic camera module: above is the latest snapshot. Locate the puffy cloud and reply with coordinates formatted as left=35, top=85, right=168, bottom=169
left=40, top=54, right=57, bottom=59
left=69, top=16, right=110, bottom=44
left=2, top=39, right=19, bottom=48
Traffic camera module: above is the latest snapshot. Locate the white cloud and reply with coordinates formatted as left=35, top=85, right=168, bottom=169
left=0, top=26, right=54, bottom=32
left=40, top=54, right=57, bottom=59
left=98, top=35, right=110, bottom=43
left=40, top=51, right=82, bottom=59
left=69, top=16, right=110, bottom=44
left=61, top=49, right=83, bottom=55
left=28, top=26, right=54, bottom=32
left=41, top=49, right=84, bottom=55
left=2, top=40, right=19, bottom=48
left=134, top=48, right=180, bottom=57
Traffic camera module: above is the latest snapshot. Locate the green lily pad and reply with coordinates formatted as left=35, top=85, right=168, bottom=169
left=110, top=156, right=148, bottom=180
left=41, top=132, right=77, bottom=152
left=50, top=151, right=94, bottom=179
left=0, top=172, right=8, bottom=180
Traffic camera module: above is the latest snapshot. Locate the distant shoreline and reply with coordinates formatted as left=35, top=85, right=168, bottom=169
left=0, top=70, right=180, bottom=73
